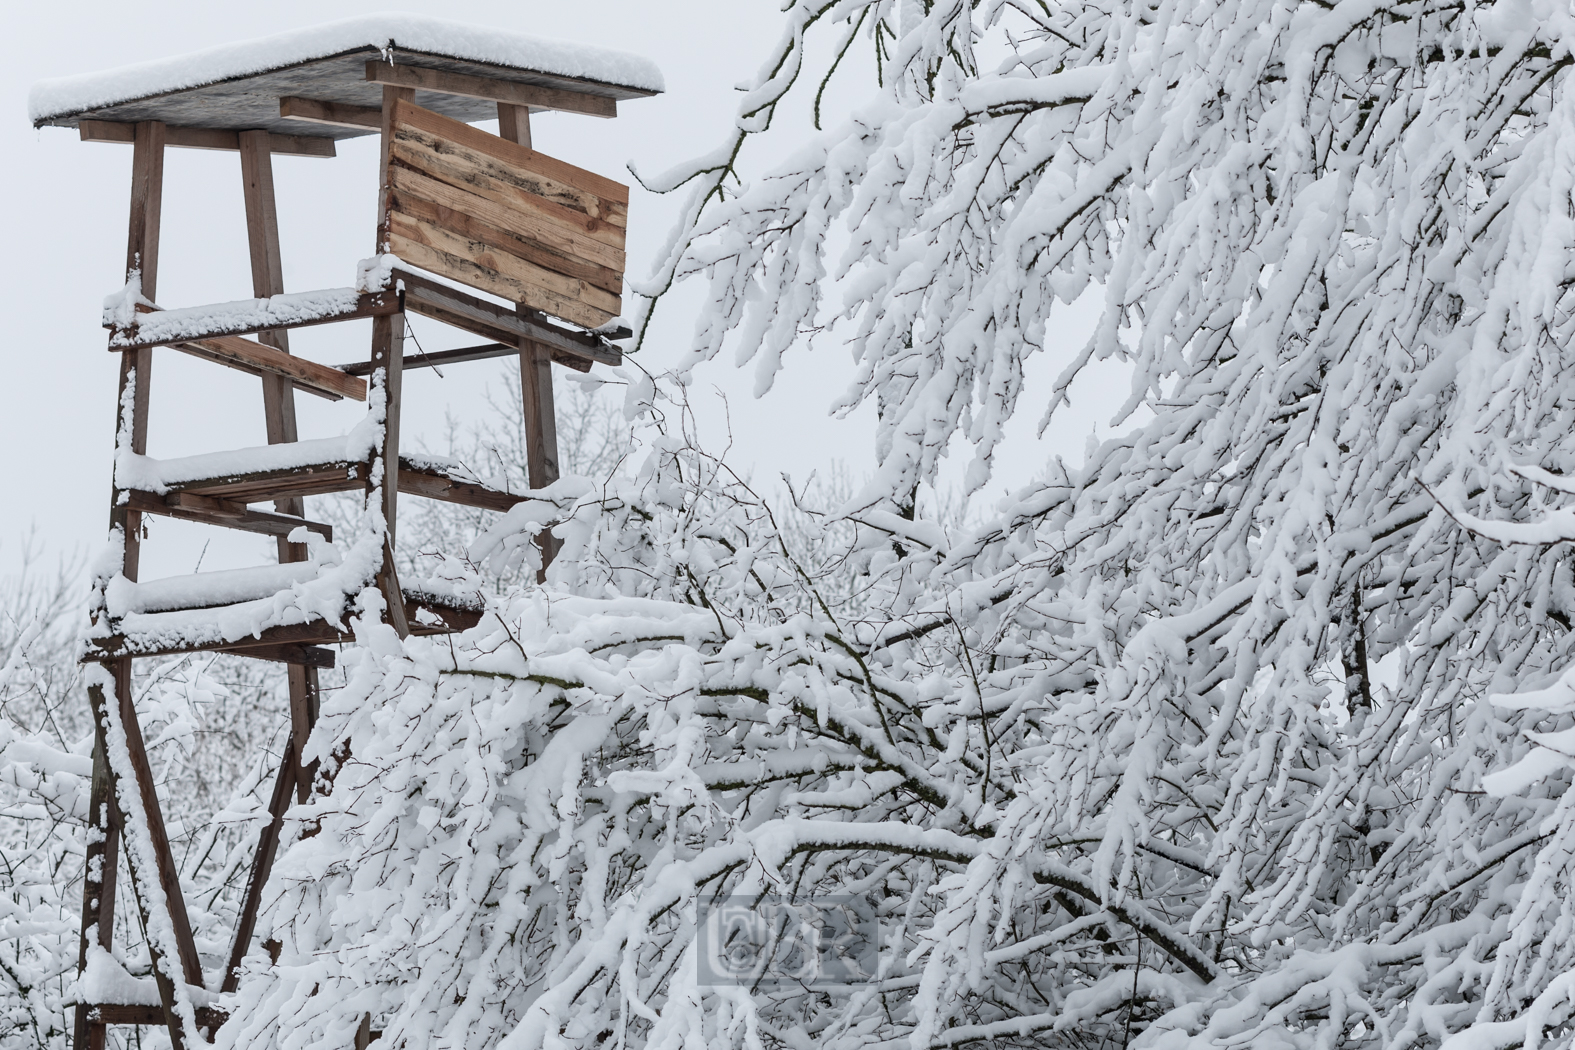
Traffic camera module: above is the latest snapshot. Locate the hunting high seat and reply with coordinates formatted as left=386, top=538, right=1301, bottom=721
left=28, top=16, right=661, bottom=1050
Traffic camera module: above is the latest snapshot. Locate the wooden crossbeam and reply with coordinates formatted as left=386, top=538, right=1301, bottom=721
left=79, top=120, right=334, bottom=158
left=398, top=465, right=528, bottom=513
left=154, top=458, right=522, bottom=512
left=211, top=643, right=335, bottom=668
left=169, top=461, right=362, bottom=504
left=87, top=1005, right=229, bottom=1028
left=337, top=341, right=515, bottom=375
left=222, top=738, right=296, bottom=994
left=107, top=290, right=401, bottom=352
left=166, top=333, right=366, bottom=401
left=364, top=60, right=618, bottom=118
left=124, top=489, right=333, bottom=539
left=110, top=668, right=205, bottom=1045
left=397, top=269, right=619, bottom=369
left=87, top=597, right=481, bottom=663
left=278, top=96, right=382, bottom=130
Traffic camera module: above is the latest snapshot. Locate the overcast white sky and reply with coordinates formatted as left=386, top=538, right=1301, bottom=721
left=1, top=1, right=1112, bottom=583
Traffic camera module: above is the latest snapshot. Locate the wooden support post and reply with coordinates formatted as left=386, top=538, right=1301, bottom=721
left=239, top=129, right=307, bottom=564
left=496, top=103, right=531, bottom=149
left=111, top=120, right=165, bottom=584
left=113, top=667, right=208, bottom=994
left=496, top=104, right=561, bottom=580
left=288, top=665, right=319, bottom=802
left=239, top=126, right=324, bottom=818
left=79, top=120, right=166, bottom=1050
left=73, top=680, right=121, bottom=1050
left=93, top=663, right=203, bottom=1050
left=373, top=85, right=415, bottom=637
left=221, top=739, right=296, bottom=994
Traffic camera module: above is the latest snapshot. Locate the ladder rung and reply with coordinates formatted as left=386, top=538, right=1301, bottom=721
left=87, top=1004, right=229, bottom=1028
left=85, top=593, right=481, bottom=664
left=212, top=643, right=335, bottom=668
left=106, top=287, right=400, bottom=351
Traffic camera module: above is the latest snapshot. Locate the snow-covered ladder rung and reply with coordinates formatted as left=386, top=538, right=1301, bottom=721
left=106, top=287, right=401, bottom=351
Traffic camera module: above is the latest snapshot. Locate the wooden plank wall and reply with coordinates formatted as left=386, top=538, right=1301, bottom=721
left=384, top=99, right=625, bottom=330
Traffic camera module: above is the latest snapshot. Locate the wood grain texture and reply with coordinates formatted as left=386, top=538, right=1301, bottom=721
left=389, top=212, right=620, bottom=312
left=392, top=99, right=626, bottom=201
left=383, top=100, right=627, bottom=330
left=390, top=126, right=627, bottom=231
left=366, top=61, right=618, bottom=119
left=388, top=172, right=624, bottom=291
left=389, top=163, right=625, bottom=271
left=390, top=236, right=614, bottom=329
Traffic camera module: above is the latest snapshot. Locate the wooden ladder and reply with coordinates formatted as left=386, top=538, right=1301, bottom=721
left=73, top=96, right=591, bottom=1050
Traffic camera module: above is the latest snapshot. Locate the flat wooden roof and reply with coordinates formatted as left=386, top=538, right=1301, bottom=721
left=30, top=14, right=663, bottom=142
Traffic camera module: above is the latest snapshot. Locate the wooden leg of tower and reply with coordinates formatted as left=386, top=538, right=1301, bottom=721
left=520, top=337, right=561, bottom=579
left=229, top=129, right=325, bottom=981
left=494, top=104, right=562, bottom=580
left=220, top=738, right=296, bottom=993
left=108, top=661, right=207, bottom=1045
left=497, top=102, right=531, bottom=149
left=372, top=85, right=414, bottom=637
left=111, top=119, right=164, bottom=584
left=77, top=119, right=169, bottom=1050
left=288, top=664, right=320, bottom=801
left=368, top=312, right=410, bottom=637
left=73, top=678, right=122, bottom=1050
left=239, top=129, right=308, bottom=564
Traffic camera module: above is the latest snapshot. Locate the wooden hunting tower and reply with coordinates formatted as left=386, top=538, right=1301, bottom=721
left=28, top=15, right=661, bottom=1050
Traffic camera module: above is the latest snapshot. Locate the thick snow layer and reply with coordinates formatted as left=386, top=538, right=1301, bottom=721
left=106, top=562, right=325, bottom=617
left=74, top=945, right=217, bottom=1008
left=106, top=256, right=396, bottom=345
left=30, top=13, right=663, bottom=124
left=108, top=287, right=366, bottom=348
left=115, top=419, right=380, bottom=494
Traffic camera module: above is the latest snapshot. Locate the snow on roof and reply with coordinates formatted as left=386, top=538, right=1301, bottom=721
left=30, top=12, right=665, bottom=126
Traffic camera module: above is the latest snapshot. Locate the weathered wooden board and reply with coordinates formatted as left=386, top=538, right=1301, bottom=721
left=385, top=99, right=626, bottom=330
